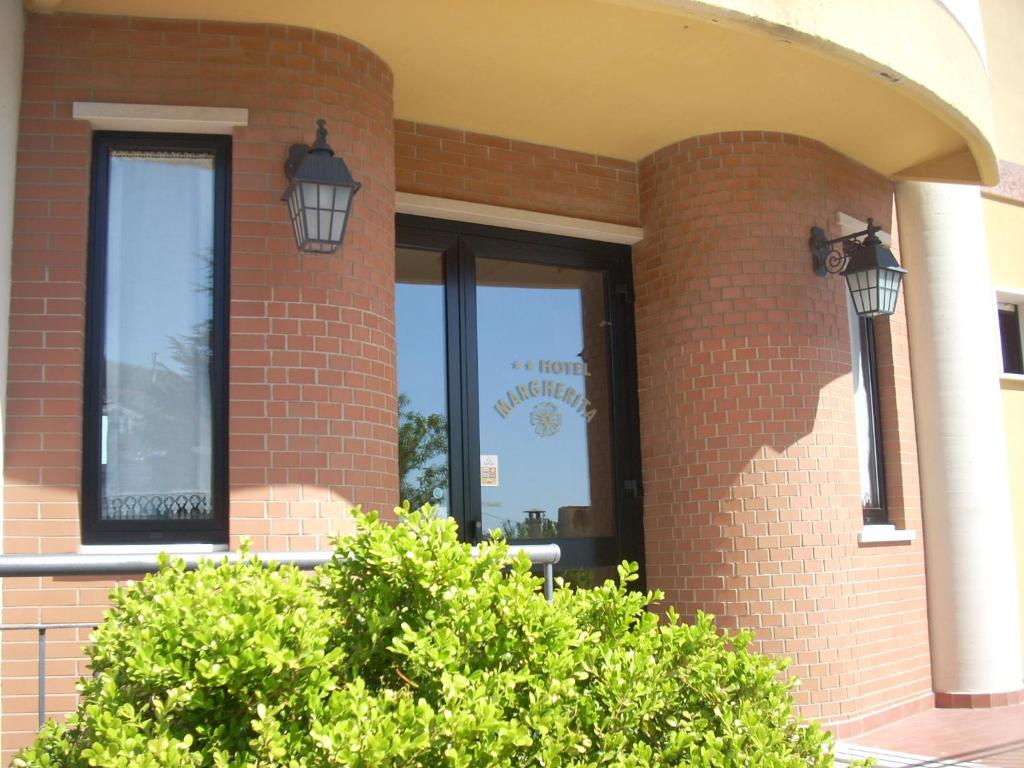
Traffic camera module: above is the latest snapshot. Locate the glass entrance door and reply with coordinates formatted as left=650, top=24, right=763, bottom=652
left=395, top=217, right=643, bottom=582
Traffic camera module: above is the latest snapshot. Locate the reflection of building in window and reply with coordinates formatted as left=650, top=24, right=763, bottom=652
left=847, top=298, right=887, bottom=524
left=81, top=134, right=229, bottom=544
left=579, top=267, right=615, bottom=539
left=998, top=302, right=1024, bottom=375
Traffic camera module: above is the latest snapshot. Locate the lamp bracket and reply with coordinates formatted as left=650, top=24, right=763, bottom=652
left=810, top=218, right=881, bottom=277
left=284, top=143, right=309, bottom=182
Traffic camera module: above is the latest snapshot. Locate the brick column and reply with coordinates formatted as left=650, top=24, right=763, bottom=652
left=634, top=133, right=931, bottom=725
left=2, top=15, right=396, bottom=756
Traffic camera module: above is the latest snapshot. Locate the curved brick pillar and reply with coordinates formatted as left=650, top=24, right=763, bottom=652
left=3, top=15, right=396, bottom=755
left=634, top=132, right=931, bottom=725
left=7, top=17, right=397, bottom=558
left=225, top=27, right=398, bottom=549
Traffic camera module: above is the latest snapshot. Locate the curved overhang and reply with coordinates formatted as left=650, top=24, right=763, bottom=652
left=33, top=0, right=998, bottom=186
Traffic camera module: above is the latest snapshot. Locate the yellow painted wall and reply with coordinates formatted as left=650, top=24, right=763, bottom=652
left=982, top=0, right=1024, bottom=667
left=984, top=195, right=1024, bottom=667
left=978, top=0, right=1024, bottom=663
left=984, top=199, right=1024, bottom=288
left=982, top=0, right=1024, bottom=165
left=1001, top=381, right=1024, bottom=668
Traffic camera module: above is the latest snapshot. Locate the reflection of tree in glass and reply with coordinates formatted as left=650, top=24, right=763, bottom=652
left=107, top=361, right=198, bottom=463
left=398, top=393, right=448, bottom=510
left=168, top=250, right=214, bottom=379
left=557, top=568, right=596, bottom=589
left=501, top=517, right=559, bottom=540
left=103, top=249, right=213, bottom=511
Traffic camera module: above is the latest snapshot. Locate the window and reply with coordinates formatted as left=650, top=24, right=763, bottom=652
left=82, top=133, right=230, bottom=544
left=998, top=302, right=1024, bottom=375
left=395, top=216, right=644, bottom=583
left=847, top=298, right=887, bottom=524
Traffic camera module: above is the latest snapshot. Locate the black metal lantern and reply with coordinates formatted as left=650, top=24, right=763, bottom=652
left=809, top=218, right=907, bottom=318
left=282, top=119, right=360, bottom=254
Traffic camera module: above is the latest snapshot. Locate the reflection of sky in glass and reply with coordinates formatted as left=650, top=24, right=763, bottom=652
left=477, top=285, right=591, bottom=533
left=395, top=279, right=449, bottom=516
left=106, top=155, right=214, bottom=370
left=396, top=256, right=602, bottom=535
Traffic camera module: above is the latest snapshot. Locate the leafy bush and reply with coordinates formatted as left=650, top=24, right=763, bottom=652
left=16, top=507, right=840, bottom=767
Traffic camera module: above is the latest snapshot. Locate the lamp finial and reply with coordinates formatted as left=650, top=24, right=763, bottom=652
left=310, top=118, right=334, bottom=156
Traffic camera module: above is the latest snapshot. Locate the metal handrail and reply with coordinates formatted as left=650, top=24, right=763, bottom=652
left=0, top=544, right=561, bottom=729
left=0, top=544, right=561, bottom=593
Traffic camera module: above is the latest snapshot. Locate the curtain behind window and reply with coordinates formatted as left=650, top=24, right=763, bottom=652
left=101, top=152, right=215, bottom=521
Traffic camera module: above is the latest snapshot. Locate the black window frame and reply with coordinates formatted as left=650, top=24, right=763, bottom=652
left=395, top=214, right=646, bottom=583
left=81, top=131, right=231, bottom=545
left=998, top=303, right=1024, bottom=375
left=856, top=316, right=888, bottom=525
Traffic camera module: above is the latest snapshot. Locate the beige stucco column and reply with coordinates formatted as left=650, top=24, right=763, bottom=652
left=0, top=0, right=24, bottom=545
left=895, top=180, right=1023, bottom=699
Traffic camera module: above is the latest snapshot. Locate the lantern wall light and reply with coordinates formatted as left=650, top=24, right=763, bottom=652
left=282, top=118, right=361, bottom=254
left=809, top=218, right=907, bottom=318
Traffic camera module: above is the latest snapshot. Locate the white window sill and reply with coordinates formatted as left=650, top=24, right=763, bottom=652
left=80, top=543, right=228, bottom=555
left=858, top=525, right=917, bottom=544
left=1000, top=372, right=1024, bottom=383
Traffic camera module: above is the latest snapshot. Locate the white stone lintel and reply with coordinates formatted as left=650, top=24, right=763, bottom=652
left=396, top=192, right=644, bottom=245
left=73, top=102, right=248, bottom=135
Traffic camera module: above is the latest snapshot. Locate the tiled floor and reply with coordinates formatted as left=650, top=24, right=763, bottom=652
left=838, top=703, right=1024, bottom=767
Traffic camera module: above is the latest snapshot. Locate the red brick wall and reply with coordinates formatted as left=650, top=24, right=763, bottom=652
left=2, top=16, right=934, bottom=755
left=395, top=121, right=639, bottom=227
left=2, top=13, right=395, bottom=758
left=633, top=132, right=931, bottom=726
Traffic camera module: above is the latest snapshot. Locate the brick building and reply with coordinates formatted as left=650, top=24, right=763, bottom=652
left=0, top=0, right=1022, bottom=761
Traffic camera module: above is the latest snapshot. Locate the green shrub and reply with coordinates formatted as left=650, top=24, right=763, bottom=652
left=16, top=506, right=841, bottom=767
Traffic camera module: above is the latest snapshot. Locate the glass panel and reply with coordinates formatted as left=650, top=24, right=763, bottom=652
left=847, top=297, right=884, bottom=520
left=848, top=271, right=872, bottom=316
left=395, top=248, right=450, bottom=513
left=475, top=258, right=614, bottom=541
left=102, top=151, right=216, bottom=521
left=999, top=306, right=1024, bottom=374
left=318, top=209, right=332, bottom=242
left=332, top=186, right=352, bottom=213
left=287, top=188, right=305, bottom=244
left=330, top=209, right=344, bottom=243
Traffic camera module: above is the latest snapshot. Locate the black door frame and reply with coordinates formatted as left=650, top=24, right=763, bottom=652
left=396, top=214, right=645, bottom=583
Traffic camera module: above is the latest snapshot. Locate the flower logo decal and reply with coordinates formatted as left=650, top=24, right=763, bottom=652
left=530, top=402, right=562, bottom=437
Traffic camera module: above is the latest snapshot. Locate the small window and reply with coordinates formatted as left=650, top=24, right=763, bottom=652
left=998, top=302, right=1024, bottom=375
left=82, top=133, right=230, bottom=544
left=848, top=299, right=887, bottom=524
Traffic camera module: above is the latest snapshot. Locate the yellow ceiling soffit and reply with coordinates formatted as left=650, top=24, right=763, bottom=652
left=598, top=0, right=999, bottom=186
left=29, top=0, right=998, bottom=187
left=895, top=148, right=985, bottom=185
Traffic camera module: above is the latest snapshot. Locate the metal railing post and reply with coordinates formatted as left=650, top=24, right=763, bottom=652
left=0, top=543, right=562, bottom=731
left=37, top=627, right=46, bottom=729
